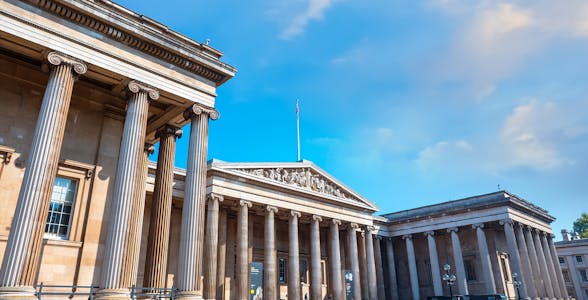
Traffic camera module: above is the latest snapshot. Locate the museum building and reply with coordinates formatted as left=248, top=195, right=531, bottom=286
left=0, top=0, right=571, bottom=299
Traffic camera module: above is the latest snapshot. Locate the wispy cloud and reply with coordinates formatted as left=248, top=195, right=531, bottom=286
left=415, top=100, right=585, bottom=174
left=278, top=0, right=334, bottom=40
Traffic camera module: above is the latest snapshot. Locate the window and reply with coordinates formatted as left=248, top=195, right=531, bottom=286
left=464, top=259, right=477, bottom=281
left=562, top=270, right=571, bottom=283
left=45, top=176, right=78, bottom=238
left=559, top=257, right=565, bottom=264
left=576, top=256, right=584, bottom=263
left=278, top=258, right=287, bottom=283
left=300, top=259, right=308, bottom=284
left=580, top=270, right=588, bottom=283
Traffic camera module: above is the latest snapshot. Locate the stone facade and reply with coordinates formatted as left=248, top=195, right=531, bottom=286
left=0, top=1, right=571, bottom=300
left=556, top=237, right=588, bottom=300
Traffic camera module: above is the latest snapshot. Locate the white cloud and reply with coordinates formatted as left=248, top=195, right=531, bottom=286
left=416, top=100, right=584, bottom=173
left=279, top=0, right=334, bottom=40
left=433, top=1, right=588, bottom=100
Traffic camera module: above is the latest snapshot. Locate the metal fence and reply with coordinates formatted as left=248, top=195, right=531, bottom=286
left=34, top=283, right=177, bottom=299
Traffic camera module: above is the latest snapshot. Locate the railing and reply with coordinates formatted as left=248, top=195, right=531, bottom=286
left=34, top=283, right=177, bottom=299
left=35, top=283, right=98, bottom=299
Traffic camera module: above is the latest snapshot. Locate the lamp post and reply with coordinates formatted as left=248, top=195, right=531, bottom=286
left=442, top=264, right=457, bottom=300
left=512, top=272, right=522, bottom=300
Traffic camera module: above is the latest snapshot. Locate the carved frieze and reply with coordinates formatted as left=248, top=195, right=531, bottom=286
left=234, top=167, right=353, bottom=200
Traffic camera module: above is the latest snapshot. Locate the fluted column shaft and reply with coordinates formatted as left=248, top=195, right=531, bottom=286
left=502, top=220, right=529, bottom=299
left=515, top=223, right=537, bottom=299
left=548, top=235, right=569, bottom=299
left=403, top=235, right=419, bottom=300
left=288, top=211, right=301, bottom=300
left=264, top=206, right=278, bottom=300
left=365, top=228, right=378, bottom=300
left=216, top=210, right=228, bottom=300
left=0, top=52, right=86, bottom=298
left=329, top=220, right=343, bottom=300
left=347, top=224, right=361, bottom=300
left=203, top=194, right=224, bottom=300
left=176, top=104, right=219, bottom=298
left=358, top=231, right=369, bottom=300
left=448, top=227, right=469, bottom=296
left=144, top=126, right=181, bottom=290
left=128, top=144, right=153, bottom=287
left=374, top=237, right=385, bottom=300
left=525, top=226, right=544, bottom=298
left=425, top=231, right=443, bottom=296
left=99, top=81, right=157, bottom=299
left=236, top=201, right=251, bottom=300
left=540, top=232, right=561, bottom=299
left=385, top=238, right=399, bottom=300
left=310, top=215, right=322, bottom=300
left=473, top=223, right=496, bottom=294
left=533, top=230, right=554, bottom=298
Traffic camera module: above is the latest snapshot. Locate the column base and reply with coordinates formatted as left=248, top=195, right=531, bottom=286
left=174, top=290, right=204, bottom=300
left=94, top=288, right=131, bottom=300
left=0, top=286, right=36, bottom=300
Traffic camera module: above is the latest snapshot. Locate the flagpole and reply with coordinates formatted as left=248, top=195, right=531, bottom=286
left=296, top=99, right=301, bottom=162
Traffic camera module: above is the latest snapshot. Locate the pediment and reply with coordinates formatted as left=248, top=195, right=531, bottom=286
left=208, top=160, right=378, bottom=211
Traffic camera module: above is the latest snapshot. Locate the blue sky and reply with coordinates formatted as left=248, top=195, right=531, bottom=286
left=117, top=0, right=588, bottom=238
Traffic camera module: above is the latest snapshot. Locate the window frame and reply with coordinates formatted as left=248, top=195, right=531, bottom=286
left=43, top=159, right=93, bottom=242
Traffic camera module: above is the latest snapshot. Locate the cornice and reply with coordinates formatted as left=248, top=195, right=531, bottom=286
left=24, top=0, right=236, bottom=86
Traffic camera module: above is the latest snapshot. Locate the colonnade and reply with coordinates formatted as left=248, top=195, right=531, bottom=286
left=0, top=51, right=218, bottom=299
left=398, top=219, right=569, bottom=300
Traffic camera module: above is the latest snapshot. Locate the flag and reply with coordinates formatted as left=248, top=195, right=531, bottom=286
left=296, top=99, right=299, bottom=114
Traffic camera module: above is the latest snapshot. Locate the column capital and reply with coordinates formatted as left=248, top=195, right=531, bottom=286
left=349, top=223, right=360, bottom=230
left=207, top=193, right=224, bottom=203
left=156, top=124, right=183, bottom=139
left=47, top=51, right=87, bottom=75
left=499, top=219, right=514, bottom=226
left=472, top=223, right=485, bottom=229
left=266, top=205, right=278, bottom=214
left=447, top=227, right=459, bottom=233
left=128, top=80, right=160, bottom=101
left=424, top=230, right=435, bottom=237
left=312, top=215, right=323, bottom=222
left=238, top=200, right=252, bottom=208
left=184, top=103, right=219, bottom=121
left=290, top=210, right=301, bottom=218
left=402, top=234, right=412, bottom=240
left=144, top=142, right=155, bottom=155
left=376, top=235, right=383, bottom=241
left=331, top=219, right=341, bottom=226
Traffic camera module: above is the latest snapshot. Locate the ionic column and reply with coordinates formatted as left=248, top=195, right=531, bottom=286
left=143, top=126, right=182, bottom=290
left=385, top=238, right=399, bottom=300
left=347, top=224, right=361, bottom=300
left=403, top=234, right=419, bottom=300
left=473, top=223, right=496, bottom=294
left=176, top=104, right=219, bottom=299
left=310, top=215, right=323, bottom=300
left=515, top=223, right=537, bottom=300
left=0, top=52, right=86, bottom=298
left=128, top=143, right=153, bottom=286
left=533, top=230, right=554, bottom=299
left=501, top=219, right=529, bottom=299
left=447, top=227, right=469, bottom=296
left=524, top=225, right=545, bottom=298
left=216, top=209, right=228, bottom=300
left=374, top=236, right=386, bottom=300
left=540, top=232, right=562, bottom=299
left=329, top=219, right=343, bottom=300
left=424, top=231, right=443, bottom=296
left=365, top=227, right=378, bottom=300
left=358, top=231, right=369, bottom=300
left=263, top=206, right=278, bottom=300
left=288, top=211, right=301, bottom=300
left=236, top=201, right=251, bottom=300
left=203, top=194, right=224, bottom=300
left=547, top=235, right=569, bottom=299
left=99, top=80, right=158, bottom=299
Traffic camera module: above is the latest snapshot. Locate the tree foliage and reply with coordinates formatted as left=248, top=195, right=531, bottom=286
left=573, top=213, right=588, bottom=238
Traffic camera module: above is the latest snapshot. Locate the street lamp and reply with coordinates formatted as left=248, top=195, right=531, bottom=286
left=442, top=264, right=457, bottom=300
left=512, top=272, right=522, bottom=300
